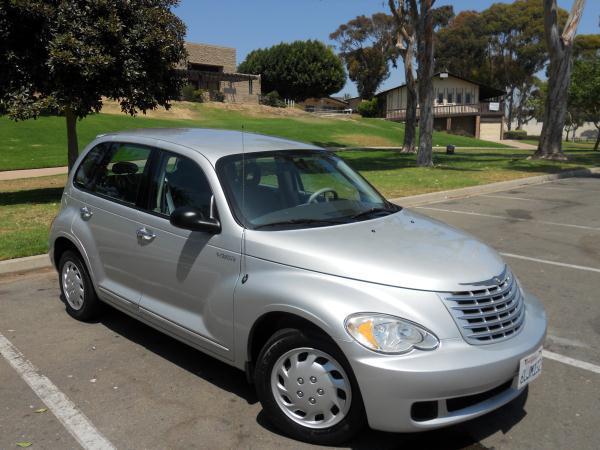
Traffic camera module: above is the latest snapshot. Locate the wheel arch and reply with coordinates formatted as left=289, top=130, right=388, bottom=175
left=245, top=311, right=340, bottom=382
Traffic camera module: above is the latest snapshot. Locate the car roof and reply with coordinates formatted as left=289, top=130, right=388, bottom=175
left=98, top=128, right=323, bottom=164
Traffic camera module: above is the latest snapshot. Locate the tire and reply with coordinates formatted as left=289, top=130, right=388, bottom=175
left=58, top=250, right=102, bottom=321
left=254, top=328, right=366, bottom=445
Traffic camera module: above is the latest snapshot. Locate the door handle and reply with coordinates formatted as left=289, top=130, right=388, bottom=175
left=80, top=206, right=93, bottom=220
left=136, top=227, right=156, bottom=242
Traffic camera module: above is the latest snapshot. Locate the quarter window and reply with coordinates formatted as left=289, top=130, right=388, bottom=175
left=74, top=142, right=151, bottom=205
left=150, top=153, right=213, bottom=218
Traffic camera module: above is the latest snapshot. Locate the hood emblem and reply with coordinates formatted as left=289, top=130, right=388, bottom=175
left=460, top=266, right=508, bottom=287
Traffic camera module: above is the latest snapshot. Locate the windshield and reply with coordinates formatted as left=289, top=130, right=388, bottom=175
left=216, top=150, right=400, bottom=230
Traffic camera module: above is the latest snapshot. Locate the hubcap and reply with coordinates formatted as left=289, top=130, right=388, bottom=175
left=270, top=347, right=352, bottom=429
left=62, top=261, right=85, bottom=310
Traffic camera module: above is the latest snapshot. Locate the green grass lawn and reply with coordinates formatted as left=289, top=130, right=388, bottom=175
left=1, top=146, right=598, bottom=261
left=0, top=104, right=507, bottom=171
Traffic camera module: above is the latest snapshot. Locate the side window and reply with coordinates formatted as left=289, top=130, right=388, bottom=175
left=150, top=153, right=213, bottom=218
left=74, top=142, right=151, bottom=205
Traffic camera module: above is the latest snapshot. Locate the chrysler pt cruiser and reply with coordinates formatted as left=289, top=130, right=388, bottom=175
left=49, top=129, right=546, bottom=444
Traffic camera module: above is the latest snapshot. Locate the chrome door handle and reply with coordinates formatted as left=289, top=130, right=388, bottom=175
left=136, top=227, right=156, bottom=242
left=80, top=206, right=93, bottom=220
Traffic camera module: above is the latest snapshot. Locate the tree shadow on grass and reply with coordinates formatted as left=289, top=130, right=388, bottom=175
left=0, top=187, right=63, bottom=206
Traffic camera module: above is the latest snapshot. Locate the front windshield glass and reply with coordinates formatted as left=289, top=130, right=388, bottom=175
left=216, top=150, right=400, bottom=230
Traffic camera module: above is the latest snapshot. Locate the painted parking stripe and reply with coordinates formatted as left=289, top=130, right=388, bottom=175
left=481, top=194, right=538, bottom=202
left=416, top=206, right=600, bottom=232
left=500, top=252, right=600, bottom=274
left=0, top=332, right=116, bottom=450
left=543, top=350, right=600, bottom=375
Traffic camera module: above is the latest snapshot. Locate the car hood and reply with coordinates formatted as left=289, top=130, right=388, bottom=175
left=244, top=209, right=506, bottom=292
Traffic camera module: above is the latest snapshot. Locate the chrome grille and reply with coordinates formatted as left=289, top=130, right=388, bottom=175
left=442, top=267, right=525, bottom=344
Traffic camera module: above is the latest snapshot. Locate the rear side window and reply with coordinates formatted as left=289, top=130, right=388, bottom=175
left=75, top=142, right=152, bottom=205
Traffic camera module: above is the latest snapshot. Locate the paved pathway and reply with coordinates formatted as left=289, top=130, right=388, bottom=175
left=0, top=166, right=68, bottom=181
left=489, top=139, right=537, bottom=150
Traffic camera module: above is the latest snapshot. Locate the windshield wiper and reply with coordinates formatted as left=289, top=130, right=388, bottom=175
left=349, top=207, right=397, bottom=220
left=254, top=218, right=346, bottom=229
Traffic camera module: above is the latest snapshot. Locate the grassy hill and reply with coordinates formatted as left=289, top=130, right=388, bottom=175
left=0, top=102, right=507, bottom=171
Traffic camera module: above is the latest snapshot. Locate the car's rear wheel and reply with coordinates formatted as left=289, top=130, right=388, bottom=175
left=58, top=250, right=101, bottom=321
left=254, top=328, right=365, bottom=445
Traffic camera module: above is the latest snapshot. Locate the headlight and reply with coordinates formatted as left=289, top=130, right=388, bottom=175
left=345, top=313, right=439, bottom=354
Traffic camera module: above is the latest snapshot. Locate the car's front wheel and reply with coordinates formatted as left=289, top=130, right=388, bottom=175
left=254, top=328, right=365, bottom=445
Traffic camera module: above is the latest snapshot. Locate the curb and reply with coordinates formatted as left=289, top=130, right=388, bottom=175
left=0, top=167, right=598, bottom=275
left=0, top=254, right=53, bottom=275
left=390, top=167, right=600, bottom=207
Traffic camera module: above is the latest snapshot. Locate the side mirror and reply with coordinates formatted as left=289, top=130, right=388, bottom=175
left=169, top=207, right=221, bottom=234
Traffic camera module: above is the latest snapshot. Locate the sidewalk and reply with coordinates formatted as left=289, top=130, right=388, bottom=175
left=0, top=166, right=68, bottom=181
left=488, top=139, right=537, bottom=150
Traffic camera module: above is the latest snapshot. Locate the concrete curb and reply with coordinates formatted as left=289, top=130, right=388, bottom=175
left=0, top=166, right=598, bottom=275
left=390, top=167, right=600, bottom=207
left=0, top=254, right=53, bottom=275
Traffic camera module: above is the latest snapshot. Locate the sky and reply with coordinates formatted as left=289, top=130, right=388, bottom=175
left=177, top=0, right=600, bottom=97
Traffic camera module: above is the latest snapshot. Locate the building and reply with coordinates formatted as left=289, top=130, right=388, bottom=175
left=301, top=97, right=351, bottom=113
left=376, top=73, right=505, bottom=140
left=184, top=42, right=261, bottom=104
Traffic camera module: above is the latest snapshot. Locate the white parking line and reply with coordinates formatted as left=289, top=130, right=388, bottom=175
left=0, top=332, right=116, bottom=450
left=481, top=194, right=537, bottom=202
left=531, top=185, right=585, bottom=191
left=416, top=206, right=600, bottom=232
left=543, top=350, right=600, bottom=375
left=500, top=252, right=600, bottom=274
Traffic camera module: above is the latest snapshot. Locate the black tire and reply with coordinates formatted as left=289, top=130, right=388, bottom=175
left=254, top=328, right=366, bottom=445
left=58, top=250, right=102, bottom=321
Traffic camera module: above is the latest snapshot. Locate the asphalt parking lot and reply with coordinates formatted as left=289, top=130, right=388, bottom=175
left=1, top=176, right=599, bottom=449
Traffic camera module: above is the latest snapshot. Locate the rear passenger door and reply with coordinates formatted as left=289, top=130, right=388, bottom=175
left=133, top=150, right=239, bottom=360
left=72, top=142, right=153, bottom=312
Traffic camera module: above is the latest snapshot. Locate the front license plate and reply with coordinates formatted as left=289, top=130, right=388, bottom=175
left=517, top=347, right=543, bottom=389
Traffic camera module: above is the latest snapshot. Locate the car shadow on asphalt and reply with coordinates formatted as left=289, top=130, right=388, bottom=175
left=97, top=304, right=259, bottom=405
left=97, top=303, right=528, bottom=449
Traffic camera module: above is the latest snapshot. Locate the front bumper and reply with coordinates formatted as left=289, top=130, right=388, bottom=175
left=339, top=290, right=547, bottom=433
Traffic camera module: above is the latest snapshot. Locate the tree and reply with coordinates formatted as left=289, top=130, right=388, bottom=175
left=435, top=1, right=567, bottom=132
left=573, top=34, right=600, bottom=58
left=534, top=0, right=586, bottom=159
left=0, top=0, right=187, bottom=171
left=570, top=57, right=600, bottom=150
left=388, top=0, right=418, bottom=153
left=238, top=40, right=345, bottom=102
left=330, top=14, right=397, bottom=100
left=414, top=0, right=437, bottom=167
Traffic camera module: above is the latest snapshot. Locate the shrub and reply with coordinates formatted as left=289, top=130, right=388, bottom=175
left=260, top=91, right=286, bottom=108
left=181, top=84, right=205, bottom=102
left=504, top=130, right=528, bottom=140
left=357, top=98, right=379, bottom=117
left=209, top=90, right=225, bottom=102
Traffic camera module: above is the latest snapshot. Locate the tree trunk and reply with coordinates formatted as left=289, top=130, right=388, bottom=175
left=402, top=38, right=417, bottom=153
left=65, top=108, right=79, bottom=172
left=595, top=132, right=600, bottom=151
left=534, top=47, right=572, bottom=160
left=533, top=0, right=585, bottom=160
left=416, top=0, right=435, bottom=167
left=506, top=87, right=515, bottom=131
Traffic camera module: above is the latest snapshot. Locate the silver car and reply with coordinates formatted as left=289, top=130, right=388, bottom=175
left=49, top=128, right=546, bottom=444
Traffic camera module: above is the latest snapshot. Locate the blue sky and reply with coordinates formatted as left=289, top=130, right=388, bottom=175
left=178, top=0, right=599, bottom=97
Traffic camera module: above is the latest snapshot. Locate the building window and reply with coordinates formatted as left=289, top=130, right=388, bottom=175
left=437, top=91, right=444, bottom=104
left=447, top=91, right=453, bottom=103
left=466, top=92, right=472, bottom=104
left=249, top=79, right=253, bottom=95
left=457, top=92, right=462, bottom=104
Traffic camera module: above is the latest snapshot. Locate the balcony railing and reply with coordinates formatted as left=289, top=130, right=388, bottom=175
left=386, top=102, right=503, bottom=120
